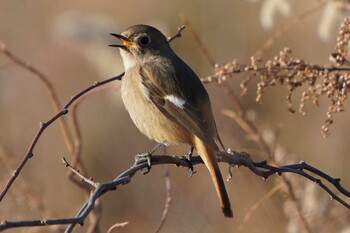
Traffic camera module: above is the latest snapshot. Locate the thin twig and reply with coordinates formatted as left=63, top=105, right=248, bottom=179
left=70, top=84, right=120, bottom=169
left=254, top=1, right=327, bottom=57
left=0, top=142, right=54, bottom=216
left=0, top=39, right=74, bottom=154
left=239, top=183, right=284, bottom=231
left=68, top=84, right=120, bottom=191
left=153, top=169, right=172, bottom=233
left=107, top=222, right=129, bottom=233
left=180, top=13, right=216, bottom=67
left=62, top=158, right=97, bottom=188
left=0, top=73, right=124, bottom=203
left=167, top=25, right=186, bottom=42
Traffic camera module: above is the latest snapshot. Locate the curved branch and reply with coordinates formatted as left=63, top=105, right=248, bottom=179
left=0, top=73, right=124, bottom=203
left=0, top=39, right=74, bottom=154
left=0, top=150, right=348, bottom=232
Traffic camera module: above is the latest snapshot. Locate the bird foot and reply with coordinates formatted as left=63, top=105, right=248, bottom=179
left=135, top=143, right=166, bottom=174
left=184, top=147, right=196, bottom=177
left=135, top=152, right=152, bottom=174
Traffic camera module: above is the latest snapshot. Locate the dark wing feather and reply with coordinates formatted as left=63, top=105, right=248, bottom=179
left=139, top=57, right=219, bottom=150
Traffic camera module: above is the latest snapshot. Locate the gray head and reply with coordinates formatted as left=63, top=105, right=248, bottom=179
left=110, top=25, right=175, bottom=64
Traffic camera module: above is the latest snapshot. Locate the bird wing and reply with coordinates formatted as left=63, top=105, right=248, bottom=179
left=139, top=57, right=219, bottom=151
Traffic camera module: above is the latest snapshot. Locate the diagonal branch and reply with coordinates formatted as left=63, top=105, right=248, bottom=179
left=0, top=39, right=74, bottom=154
left=167, top=25, right=186, bottom=42
left=0, top=73, right=124, bottom=203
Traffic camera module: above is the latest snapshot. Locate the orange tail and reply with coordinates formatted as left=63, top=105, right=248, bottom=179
left=194, top=137, right=233, bottom=218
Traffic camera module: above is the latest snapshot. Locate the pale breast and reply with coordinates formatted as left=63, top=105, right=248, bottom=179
left=121, top=68, right=191, bottom=145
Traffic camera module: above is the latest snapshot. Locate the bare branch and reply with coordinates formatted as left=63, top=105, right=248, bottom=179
left=0, top=39, right=74, bottom=154
left=62, top=158, right=97, bottom=188
left=0, top=73, right=124, bottom=203
left=167, top=25, right=186, bottom=42
left=0, top=150, right=348, bottom=232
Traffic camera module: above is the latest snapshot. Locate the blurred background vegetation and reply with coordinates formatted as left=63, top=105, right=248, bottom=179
left=1, top=0, right=350, bottom=232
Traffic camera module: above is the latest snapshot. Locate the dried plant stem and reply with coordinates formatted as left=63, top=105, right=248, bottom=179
left=0, top=142, right=53, bottom=216
left=180, top=14, right=216, bottom=67
left=254, top=1, right=327, bottom=57
left=239, top=182, right=284, bottom=230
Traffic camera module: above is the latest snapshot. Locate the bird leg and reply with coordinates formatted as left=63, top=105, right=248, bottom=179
left=184, top=147, right=196, bottom=177
left=135, top=142, right=166, bottom=174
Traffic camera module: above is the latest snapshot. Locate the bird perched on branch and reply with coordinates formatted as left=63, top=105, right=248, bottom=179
left=110, top=24, right=233, bottom=217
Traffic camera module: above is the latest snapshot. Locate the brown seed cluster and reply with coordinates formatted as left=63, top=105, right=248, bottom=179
left=204, top=17, right=350, bottom=137
left=331, top=16, right=350, bottom=66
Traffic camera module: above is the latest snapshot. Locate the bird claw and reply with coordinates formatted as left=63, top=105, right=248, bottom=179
left=135, top=143, right=166, bottom=175
left=187, top=165, right=197, bottom=178
left=135, top=152, right=152, bottom=174
left=184, top=147, right=196, bottom=177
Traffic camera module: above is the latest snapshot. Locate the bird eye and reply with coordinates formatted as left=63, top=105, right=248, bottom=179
left=139, top=36, right=151, bottom=46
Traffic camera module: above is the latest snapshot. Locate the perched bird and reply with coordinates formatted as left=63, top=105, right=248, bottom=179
left=110, top=24, right=233, bottom=217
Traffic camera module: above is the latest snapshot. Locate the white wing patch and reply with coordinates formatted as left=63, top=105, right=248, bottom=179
left=165, top=95, right=186, bottom=109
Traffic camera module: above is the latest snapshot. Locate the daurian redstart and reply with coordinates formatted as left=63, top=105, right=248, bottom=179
left=110, top=25, right=233, bottom=217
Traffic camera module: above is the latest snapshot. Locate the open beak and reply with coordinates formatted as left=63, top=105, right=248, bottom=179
left=109, top=33, right=135, bottom=49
